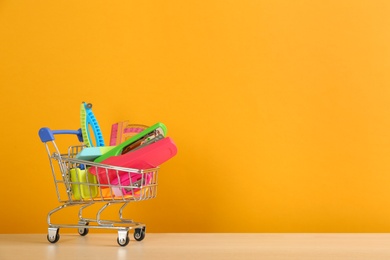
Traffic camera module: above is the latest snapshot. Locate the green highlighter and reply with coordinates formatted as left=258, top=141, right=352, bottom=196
left=70, top=168, right=98, bottom=200
left=94, top=122, right=168, bottom=163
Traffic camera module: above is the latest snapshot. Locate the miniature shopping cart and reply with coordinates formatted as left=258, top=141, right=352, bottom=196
left=38, top=127, right=159, bottom=246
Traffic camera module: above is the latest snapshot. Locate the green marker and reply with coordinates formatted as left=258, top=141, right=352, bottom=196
left=94, top=122, right=167, bottom=163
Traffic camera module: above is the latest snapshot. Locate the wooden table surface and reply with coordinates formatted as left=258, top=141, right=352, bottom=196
left=1, top=233, right=389, bottom=260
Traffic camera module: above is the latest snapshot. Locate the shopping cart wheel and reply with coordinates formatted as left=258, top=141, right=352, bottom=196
left=78, top=222, right=89, bottom=236
left=47, top=228, right=60, bottom=243
left=134, top=228, right=146, bottom=241
left=78, top=227, right=89, bottom=236
left=117, top=230, right=130, bottom=246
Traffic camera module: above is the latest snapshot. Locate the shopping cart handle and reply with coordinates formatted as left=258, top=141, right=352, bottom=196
left=39, top=127, right=84, bottom=143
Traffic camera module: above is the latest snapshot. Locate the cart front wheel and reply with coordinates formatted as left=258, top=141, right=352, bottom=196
left=47, top=232, right=60, bottom=243
left=134, top=228, right=145, bottom=241
left=117, top=236, right=130, bottom=246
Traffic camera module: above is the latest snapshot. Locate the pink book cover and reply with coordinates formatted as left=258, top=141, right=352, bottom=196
left=89, top=137, right=177, bottom=185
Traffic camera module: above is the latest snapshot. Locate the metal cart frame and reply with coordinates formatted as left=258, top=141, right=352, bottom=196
left=39, top=127, right=159, bottom=246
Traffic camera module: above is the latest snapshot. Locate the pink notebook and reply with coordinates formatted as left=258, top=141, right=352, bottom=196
left=89, top=137, right=177, bottom=185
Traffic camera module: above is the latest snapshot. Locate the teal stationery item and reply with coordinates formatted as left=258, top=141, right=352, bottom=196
left=76, top=146, right=116, bottom=161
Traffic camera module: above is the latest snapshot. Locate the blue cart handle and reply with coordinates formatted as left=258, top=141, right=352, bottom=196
left=39, top=127, right=84, bottom=143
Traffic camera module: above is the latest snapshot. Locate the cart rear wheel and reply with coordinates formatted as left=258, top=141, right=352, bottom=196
left=134, top=228, right=145, bottom=241
left=78, top=227, right=89, bottom=236
left=117, top=236, right=130, bottom=246
left=78, top=222, right=89, bottom=236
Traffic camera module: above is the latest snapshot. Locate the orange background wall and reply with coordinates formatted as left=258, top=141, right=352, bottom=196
left=1, top=0, right=390, bottom=233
